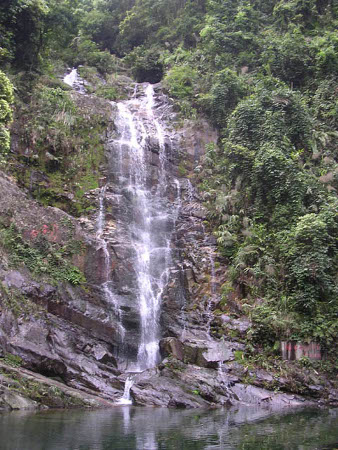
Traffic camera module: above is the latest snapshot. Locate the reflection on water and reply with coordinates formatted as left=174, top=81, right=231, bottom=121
left=0, top=406, right=337, bottom=450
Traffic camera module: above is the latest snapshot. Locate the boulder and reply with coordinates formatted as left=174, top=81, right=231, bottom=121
left=159, top=337, right=184, bottom=361
left=183, top=339, right=243, bottom=369
left=2, top=391, right=38, bottom=410
left=230, top=384, right=308, bottom=408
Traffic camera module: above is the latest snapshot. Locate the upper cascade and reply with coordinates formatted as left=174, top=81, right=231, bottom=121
left=63, top=68, right=86, bottom=94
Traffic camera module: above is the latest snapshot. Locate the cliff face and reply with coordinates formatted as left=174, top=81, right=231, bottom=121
left=0, top=76, right=336, bottom=411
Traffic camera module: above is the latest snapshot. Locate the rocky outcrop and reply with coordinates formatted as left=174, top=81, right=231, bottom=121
left=160, top=337, right=184, bottom=361
left=127, top=357, right=311, bottom=409
left=0, top=171, right=124, bottom=399
left=0, top=361, right=116, bottom=411
left=0, top=78, right=224, bottom=404
left=182, top=339, right=244, bottom=369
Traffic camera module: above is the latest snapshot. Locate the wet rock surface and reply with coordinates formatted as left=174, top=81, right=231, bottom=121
left=0, top=171, right=123, bottom=399
left=128, top=358, right=311, bottom=409
left=0, top=361, right=116, bottom=411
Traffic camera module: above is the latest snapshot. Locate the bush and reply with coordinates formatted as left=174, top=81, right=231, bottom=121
left=0, top=224, right=86, bottom=286
left=72, top=38, right=116, bottom=74
left=278, top=206, right=338, bottom=313
left=260, top=29, right=313, bottom=86
left=0, top=71, right=14, bottom=156
left=252, top=145, right=305, bottom=215
left=199, top=69, right=247, bottom=128
left=164, top=64, right=198, bottom=100
left=311, top=31, right=338, bottom=77
left=124, top=46, right=163, bottom=83
left=227, top=81, right=312, bottom=150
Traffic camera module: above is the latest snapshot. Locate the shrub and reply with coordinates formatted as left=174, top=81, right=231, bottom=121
left=227, top=82, right=312, bottom=150
left=163, top=65, right=198, bottom=100
left=199, top=69, right=247, bottom=128
left=0, top=71, right=14, bottom=156
left=124, top=46, right=163, bottom=83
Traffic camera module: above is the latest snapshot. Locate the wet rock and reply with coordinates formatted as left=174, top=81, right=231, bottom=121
left=254, top=370, right=274, bottom=383
left=307, top=385, right=323, bottom=395
left=131, top=367, right=211, bottom=408
left=146, top=136, right=160, bottom=154
left=327, top=389, right=338, bottom=406
left=2, top=390, right=38, bottom=410
left=92, top=344, right=118, bottom=367
left=159, top=337, right=184, bottom=361
left=0, top=297, right=122, bottom=400
left=0, top=361, right=117, bottom=410
left=228, top=317, right=251, bottom=334
left=3, top=271, right=26, bottom=289
left=230, top=384, right=308, bottom=408
left=183, top=339, right=243, bottom=369
left=180, top=119, right=218, bottom=164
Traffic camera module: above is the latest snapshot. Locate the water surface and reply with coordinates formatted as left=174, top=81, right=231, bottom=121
left=0, top=406, right=337, bottom=449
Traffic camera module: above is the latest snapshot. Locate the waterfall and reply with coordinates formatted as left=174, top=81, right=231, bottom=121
left=96, top=186, right=110, bottom=280
left=145, top=85, right=167, bottom=194
left=63, top=68, right=86, bottom=94
left=186, top=179, right=195, bottom=202
left=117, top=376, right=134, bottom=405
left=63, top=68, right=78, bottom=87
left=206, top=254, right=217, bottom=337
left=96, top=186, right=125, bottom=340
left=63, top=70, right=185, bottom=373
left=209, top=255, right=217, bottom=296
left=109, top=83, right=179, bottom=371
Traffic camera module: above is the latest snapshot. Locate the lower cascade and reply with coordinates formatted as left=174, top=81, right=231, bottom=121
left=117, top=376, right=134, bottom=405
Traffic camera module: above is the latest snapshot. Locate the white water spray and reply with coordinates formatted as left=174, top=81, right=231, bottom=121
left=63, top=68, right=86, bottom=94
left=96, top=186, right=125, bottom=340
left=117, top=376, right=134, bottom=405
left=112, top=84, right=178, bottom=370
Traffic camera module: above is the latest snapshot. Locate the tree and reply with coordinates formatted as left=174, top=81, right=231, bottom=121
left=0, top=0, right=48, bottom=69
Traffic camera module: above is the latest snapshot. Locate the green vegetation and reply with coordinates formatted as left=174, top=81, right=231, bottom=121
left=9, top=80, right=111, bottom=215
left=0, top=282, right=43, bottom=317
left=0, top=223, right=85, bottom=285
left=0, top=71, right=14, bottom=159
left=2, top=352, right=22, bottom=368
left=0, top=364, right=88, bottom=408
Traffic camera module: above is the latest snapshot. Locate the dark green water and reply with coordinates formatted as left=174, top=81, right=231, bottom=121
left=0, top=406, right=337, bottom=450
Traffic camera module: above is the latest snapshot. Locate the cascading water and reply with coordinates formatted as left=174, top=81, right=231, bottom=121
left=63, top=68, right=86, bottom=94
left=109, top=83, right=179, bottom=371
left=206, top=254, right=217, bottom=337
left=63, top=68, right=78, bottom=87
left=96, top=186, right=125, bottom=340
left=96, top=186, right=110, bottom=274
left=117, top=376, right=134, bottom=405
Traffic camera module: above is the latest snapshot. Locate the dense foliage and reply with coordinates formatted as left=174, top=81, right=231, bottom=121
left=0, top=71, right=14, bottom=157
left=0, top=0, right=337, bottom=357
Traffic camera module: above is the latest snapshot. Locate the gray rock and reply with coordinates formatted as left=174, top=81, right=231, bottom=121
left=231, top=384, right=308, bottom=408
left=159, top=337, right=184, bottom=361
left=183, top=339, right=243, bottom=369
left=3, top=391, right=38, bottom=410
